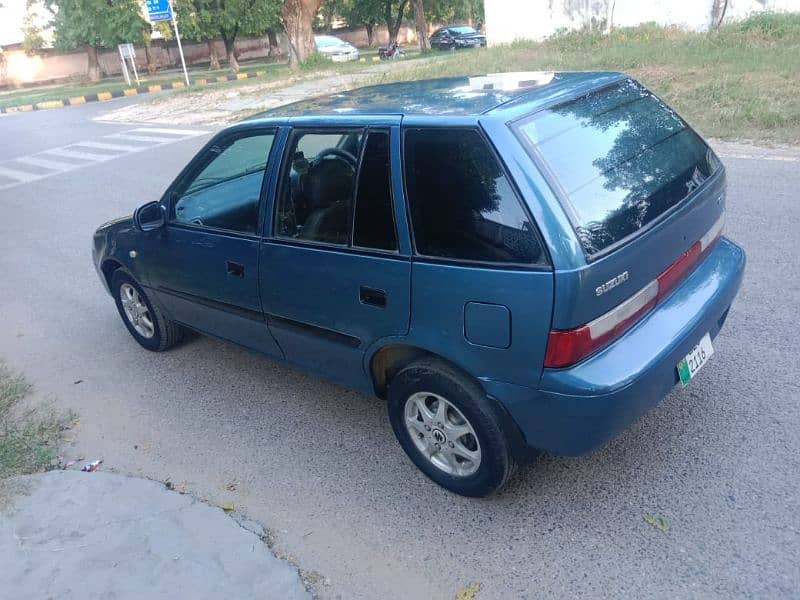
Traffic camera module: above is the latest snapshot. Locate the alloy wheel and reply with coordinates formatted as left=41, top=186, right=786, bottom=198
left=119, top=283, right=155, bottom=339
left=404, top=391, right=482, bottom=477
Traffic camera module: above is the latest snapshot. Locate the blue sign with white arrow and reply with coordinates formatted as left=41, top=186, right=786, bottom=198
left=146, top=0, right=172, bottom=22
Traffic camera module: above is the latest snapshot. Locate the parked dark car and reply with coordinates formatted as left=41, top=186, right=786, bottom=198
left=430, top=25, right=487, bottom=50
left=93, top=72, right=745, bottom=497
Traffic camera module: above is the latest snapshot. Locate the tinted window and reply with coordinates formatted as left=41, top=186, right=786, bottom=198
left=275, top=131, right=363, bottom=245
left=515, top=79, right=720, bottom=255
left=173, top=131, right=274, bottom=234
left=404, top=128, right=542, bottom=264
left=353, top=131, right=397, bottom=251
left=450, top=26, right=478, bottom=34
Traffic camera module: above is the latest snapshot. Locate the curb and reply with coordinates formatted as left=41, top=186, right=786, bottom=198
left=0, top=69, right=267, bottom=114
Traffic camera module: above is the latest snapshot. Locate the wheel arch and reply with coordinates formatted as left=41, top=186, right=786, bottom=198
left=370, top=343, right=443, bottom=399
left=369, top=343, right=535, bottom=463
left=101, top=258, right=125, bottom=291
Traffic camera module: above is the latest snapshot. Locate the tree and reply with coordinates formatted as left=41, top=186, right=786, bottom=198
left=384, top=0, right=409, bottom=44
left=340, top=0, right=383, bottom=46
left=175, top=0, right=282, bottom=73
left=47, top=0, right=147, bottom=82
left=411, top=0, right=428, bottom=50
left=22, top=3, right=46, bottom=55
left=282, top=0, right=324, bottom=68
left=711, top=0, right=729, bottom=29
left=424, top=0, right=483, bottom=26
left=604, top=0, right=615, bottom=34
left=317, top=0, right=342, bottom=32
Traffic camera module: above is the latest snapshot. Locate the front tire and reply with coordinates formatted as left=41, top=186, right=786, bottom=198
left=112, top=270, right=182, bottom=352
left=387, top=358, right=517, bottom=497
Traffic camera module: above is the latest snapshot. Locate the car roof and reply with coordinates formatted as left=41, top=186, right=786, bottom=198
left=247, top=71, right=626, bottom=120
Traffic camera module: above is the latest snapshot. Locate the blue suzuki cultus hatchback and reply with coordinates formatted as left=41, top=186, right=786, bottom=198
left=93, top=72, right=745, bottom=496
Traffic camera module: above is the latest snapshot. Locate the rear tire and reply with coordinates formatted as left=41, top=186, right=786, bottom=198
left=387, top=358, right=517, bottom=497
left=112, top=271, right=182, bottom=352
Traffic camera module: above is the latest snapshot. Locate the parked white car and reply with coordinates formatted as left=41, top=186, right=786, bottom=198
left=314, top=35, right=360, bottom=62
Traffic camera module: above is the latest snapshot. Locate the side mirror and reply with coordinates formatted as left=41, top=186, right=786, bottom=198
left=133, top=200, right=166, bottom=232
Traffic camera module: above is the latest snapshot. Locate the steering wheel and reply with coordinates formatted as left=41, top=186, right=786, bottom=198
left=315, top=147, right=357, bottom=170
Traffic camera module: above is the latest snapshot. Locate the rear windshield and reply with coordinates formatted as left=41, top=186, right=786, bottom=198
left=514, top=79, right=720, bottom=255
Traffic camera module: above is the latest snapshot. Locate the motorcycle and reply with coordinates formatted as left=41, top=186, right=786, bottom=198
left=378, top=41, right=405, bottom=60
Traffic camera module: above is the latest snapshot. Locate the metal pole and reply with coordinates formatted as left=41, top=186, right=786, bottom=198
left=119, top=46, right=131, bottom=86
left=130, top=53, right=140, bottom=86
left=170, top=1, right=190, bottom=87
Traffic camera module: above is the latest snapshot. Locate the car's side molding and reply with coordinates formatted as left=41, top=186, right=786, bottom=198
left=266, top=314, right=361, bottom=349
left=158, top=286, right=363, bottom=349
left=156, top=287, right=264, bottom=322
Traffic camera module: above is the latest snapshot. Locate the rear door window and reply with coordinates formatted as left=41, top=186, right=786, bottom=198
left=514, top=79, right=720, bottom=255
left=353, top=131, right=397, bottom=251
left=403, top=128, right=543, bottom=265
left=275, top=130, right=363, bottom=245
left=275, top=128, right=398, bottom=252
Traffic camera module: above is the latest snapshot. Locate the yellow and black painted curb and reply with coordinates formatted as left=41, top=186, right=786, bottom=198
left=0, top=69, right=266, bottom=115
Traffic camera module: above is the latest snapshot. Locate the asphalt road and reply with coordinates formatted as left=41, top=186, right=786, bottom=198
left=1, top=101, right=798, bottom=599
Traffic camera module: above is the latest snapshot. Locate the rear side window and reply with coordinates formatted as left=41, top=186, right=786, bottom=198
left=514, top=79, right=720, bottom=255
left=403, top=128, right=543, bottom=265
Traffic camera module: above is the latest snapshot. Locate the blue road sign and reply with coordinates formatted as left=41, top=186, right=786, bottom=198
left=146, top=0, right=172, bottom=22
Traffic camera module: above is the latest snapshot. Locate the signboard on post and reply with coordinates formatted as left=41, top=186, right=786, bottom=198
left=118, top=43, right=139, bottom=86
left=145, top=0, right=172, bottom=22
left=118, top=43, right=136, bottom=59
left=145, top=0, right=190, bottom=87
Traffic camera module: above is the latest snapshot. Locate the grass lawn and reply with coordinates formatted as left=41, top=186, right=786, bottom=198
left=0, top=59, right=287, bottom=108
left=375, top=14, right=800, bottom=144
left=0, top=363, right=69, bottom=480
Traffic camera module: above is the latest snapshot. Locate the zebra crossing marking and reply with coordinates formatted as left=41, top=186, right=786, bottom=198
left=108, top=133, right=180, bottom=144
left=0, top=126, right=211, bottom=191
left=0, top=165, right=39, bottom=182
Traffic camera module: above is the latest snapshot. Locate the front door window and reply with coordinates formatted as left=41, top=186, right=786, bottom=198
left=172, top=131, right=276, bottom=234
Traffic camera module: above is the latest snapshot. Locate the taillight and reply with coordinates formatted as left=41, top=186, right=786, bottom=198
left=544, top=215, right=724, bottom=369
left=544, top=280, right=658, bottom=368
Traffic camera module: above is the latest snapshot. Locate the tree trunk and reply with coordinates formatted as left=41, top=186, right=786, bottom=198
left=207, top=39, right=221, bottom=70
left=282, top=0, right=324, bottom=69
left=365, top=24, right=374, bottom=47
left=385, top=0, right=409, bottom=44
left=267, top=30, right=279, bottom=56
left=222, top=35, right=239, bottom=73
left=143, top=35, right=157, bottom=75
left=604, top=0, right=615, bottom=34
left=711, top=0, right=729, bottom=28
left=412, top=0, right=428, bottom=51
left=86, top=43, right=100, bottom=82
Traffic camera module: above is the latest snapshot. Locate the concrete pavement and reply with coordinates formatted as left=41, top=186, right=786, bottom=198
left=0, top=98, right=799, bottom=599
left=1, top=470, right=309, bottom=600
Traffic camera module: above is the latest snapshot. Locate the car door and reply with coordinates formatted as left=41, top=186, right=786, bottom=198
left=438, top=29, right=454, bottom=48
left=401, top=126, right=554, bottom=389
left=147, top=127, right=283, bottom=357
left=260, top=123, right=410, bottom=389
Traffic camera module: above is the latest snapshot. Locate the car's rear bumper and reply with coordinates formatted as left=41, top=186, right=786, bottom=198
left=486, top=236, right=745, bottom=456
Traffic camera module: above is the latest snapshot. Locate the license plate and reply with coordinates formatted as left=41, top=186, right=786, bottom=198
left=677, top=333, right=714, bottom=387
